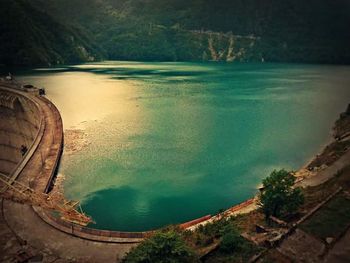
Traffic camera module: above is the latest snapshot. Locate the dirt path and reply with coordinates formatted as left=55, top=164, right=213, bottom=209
left=324, top=227, right=350, bottom=263
left=300, top=150, right=350, bottom=188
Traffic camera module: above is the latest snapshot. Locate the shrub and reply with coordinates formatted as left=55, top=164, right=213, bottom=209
left=259, top=169, right=304, bottom=220
left=219, top=226, right=243, bottom=253
left=123, top=230, right=197, bottom=263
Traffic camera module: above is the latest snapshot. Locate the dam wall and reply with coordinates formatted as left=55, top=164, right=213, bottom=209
left=0, top=89, right=41, bottom=175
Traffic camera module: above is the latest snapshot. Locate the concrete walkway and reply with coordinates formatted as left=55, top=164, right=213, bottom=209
left=3, top=201, right=135, bottom=262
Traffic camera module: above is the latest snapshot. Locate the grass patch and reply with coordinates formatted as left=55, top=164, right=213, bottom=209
left=180, top=215, right=263, bottom=262
left=300, top=194, right=350, bottom=240
left=203, top=236, right=262, bottom=263
left=259, top=249, right=292, bottom=263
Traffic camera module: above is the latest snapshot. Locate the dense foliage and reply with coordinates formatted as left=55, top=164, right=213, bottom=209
left=0, top=0, right=103, bottom=66
left=123, top=218, right=261, bottom=263
left=259, top=169, right=304, bottom=220
left=1, top=0, right=350, bottom=65
left=219, top=225, right=243, bottom=253
left=123, top=230, right=196, bottom=263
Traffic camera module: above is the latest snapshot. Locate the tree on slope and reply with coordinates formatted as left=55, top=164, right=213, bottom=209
left=123, top=230, right=197, bottom=263
left=259, top=169, right=304, bottom=220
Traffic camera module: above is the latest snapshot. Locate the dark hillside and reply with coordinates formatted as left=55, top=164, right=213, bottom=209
left=0, top=0, right=103, bottom=66
left=2, top=0, right=350, bottom=65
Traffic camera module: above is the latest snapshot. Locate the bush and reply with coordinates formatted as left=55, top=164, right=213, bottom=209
left=123, top=230, right=197, bottom=263
left=219, top=226, right=243, bottom=253
left=259, top=169, right=304, bottom=220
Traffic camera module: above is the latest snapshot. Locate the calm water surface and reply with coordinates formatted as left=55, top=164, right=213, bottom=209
left=17, top=61, right=350, bottom=231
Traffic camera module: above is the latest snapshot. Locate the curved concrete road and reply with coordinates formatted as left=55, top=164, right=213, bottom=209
left=3, top=201, right=135, bottom=262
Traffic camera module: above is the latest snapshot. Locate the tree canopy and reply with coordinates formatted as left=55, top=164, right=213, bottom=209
left=219, top=225, right=244, bottom=254
left=123, top=230, right=196, bottom=263
left=2, top=0, right=350, bottom=66
left=259, top=169, right=304, bottom=219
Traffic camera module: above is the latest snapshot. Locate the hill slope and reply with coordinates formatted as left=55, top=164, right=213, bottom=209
left=2, top=0, right=350, bottom=65
left=34, top=0, right=350, bottom=64
left=0, top=0, right=103, bottom=66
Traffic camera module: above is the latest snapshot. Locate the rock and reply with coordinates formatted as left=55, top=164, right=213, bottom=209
left=326, top=237, right=334, bottom=244
left=29, top=254, right=43, bottom=263
left=346, top=104, right=350, bottom=115
left=320, top=164, right=328, bottom=170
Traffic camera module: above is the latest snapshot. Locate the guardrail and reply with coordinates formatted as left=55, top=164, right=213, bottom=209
left=33, top=206, right=148, bottom=243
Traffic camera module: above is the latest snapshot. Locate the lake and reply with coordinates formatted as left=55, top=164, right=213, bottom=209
left=17, top=61, right=350, bottom=231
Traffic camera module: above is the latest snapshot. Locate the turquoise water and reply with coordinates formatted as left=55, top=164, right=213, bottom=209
left=18, top=61, right=350, bottom=231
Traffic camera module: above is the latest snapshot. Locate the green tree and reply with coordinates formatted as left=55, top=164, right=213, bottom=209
left=123, top=230, right=197, bottom=263
left=219, top=225, right=243, bottom=253
left=259, top=169, right=304, bottom=220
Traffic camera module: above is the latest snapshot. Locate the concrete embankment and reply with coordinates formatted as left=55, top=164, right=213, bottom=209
left=0, top=87, right=41, bottom=176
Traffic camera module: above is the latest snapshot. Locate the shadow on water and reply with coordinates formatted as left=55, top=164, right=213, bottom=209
left=83, top=185, right=244, bottom=232
left=11, top=63, right=215, bottom=80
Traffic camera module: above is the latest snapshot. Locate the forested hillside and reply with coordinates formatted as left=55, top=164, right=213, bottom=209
left=0, top=0, right=103, bottom=66
left=1, top=0, right=350, bottom=66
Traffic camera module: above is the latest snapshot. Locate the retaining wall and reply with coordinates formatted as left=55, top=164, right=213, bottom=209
left=0, top=88, right=41, bottom=175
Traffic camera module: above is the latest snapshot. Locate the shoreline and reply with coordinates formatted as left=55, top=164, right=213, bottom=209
left=48, top=94, right=349, bottom=233
left=182, top=105, right=350, bottom=230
